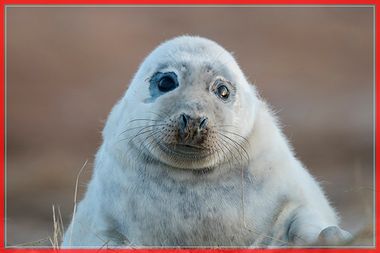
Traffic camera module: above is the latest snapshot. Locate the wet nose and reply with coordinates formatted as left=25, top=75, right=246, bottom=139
left=178, top=114, right=209, bottom=143
left=179, top=113, right=208, bottom=131
left=199, top=116, right=208, bottom=130
left=179, top=113, right=190, bottom=131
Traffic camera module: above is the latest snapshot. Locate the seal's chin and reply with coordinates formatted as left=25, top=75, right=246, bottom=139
left=154, top=142, right=214, bottom=170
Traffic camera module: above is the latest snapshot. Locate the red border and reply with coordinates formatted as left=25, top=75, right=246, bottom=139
left=0, top=0, right=4, bottom=251
left=0, top=1, right=377, bottom=253
left=0, top=0, right=377, bottom=4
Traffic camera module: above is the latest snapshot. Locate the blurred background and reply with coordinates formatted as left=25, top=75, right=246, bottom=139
left=6, top=6, right=374, bottom=246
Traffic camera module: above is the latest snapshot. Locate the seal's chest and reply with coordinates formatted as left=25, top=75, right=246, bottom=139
left=128, top=179, right=253, bottom=246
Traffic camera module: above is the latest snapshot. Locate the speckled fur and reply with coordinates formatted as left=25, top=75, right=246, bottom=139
left=62, top=36, right=351, bottom=248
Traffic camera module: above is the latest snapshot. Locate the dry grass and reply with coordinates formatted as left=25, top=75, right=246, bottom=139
left=13, top=161, right=89, bottom=249
left=52, top=160, right=88, bottom=249
left=66, top=160, right=88, bottom=247
left=49, top=205, right=65, bottom=249
left=11, top=204, right=65, bottom=248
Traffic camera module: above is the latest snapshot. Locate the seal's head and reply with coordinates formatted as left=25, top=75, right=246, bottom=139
left=105, top=36, right=259, bottom=171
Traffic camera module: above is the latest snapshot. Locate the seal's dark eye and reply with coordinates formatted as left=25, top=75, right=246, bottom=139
left=216, top=85, right=230, bottom=100
left=158, top=74, right=178, bottom=92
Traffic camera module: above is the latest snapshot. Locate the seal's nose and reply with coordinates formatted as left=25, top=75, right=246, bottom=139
left=177, top=114, right=208, bottom=144
left=179, top=113, right=190, bottom=131
left=179, top=114, right=208, bottom=131
left=199, top=116, right=208, bottom=130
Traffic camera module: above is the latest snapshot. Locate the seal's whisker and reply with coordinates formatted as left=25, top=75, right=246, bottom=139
left=118, top=128, right=156, bottom=145
left=142, top=130, right=163, bottom=152
left=129, top=128, right=157, bottom=143
left=216, top=129, right=250, bottom=146
left=209, top=141, right=223, bottom=168
left=118, top=128, right=155, bottom=142
left=217, top=134, right=247, bottom=164
left=134, top=129, right=165, bottom=164
left=217, top=132, right=250, bottom=163
left=215, top=139, right=237, bottom=174
left=158, top=109, right=171, bottom=118
left=212, top=124, right=240, bottom=130
left=122, top=122, right=166, bottom=141
left=119, top=124, right=166, bottom=136
left=217, top=141, right=236, bottom=171
left=136, top=130, right=163, bottom=162
left=145, top=110, right=171, bottom=119
left=144, top=133, right=162, bottom=157
left=216, top=137, right=240, bottom=168
left=127, top=118, right=164, bottom=123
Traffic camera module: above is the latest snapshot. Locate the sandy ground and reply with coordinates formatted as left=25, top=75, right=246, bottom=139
left=6, top=6, right=374, bottom=247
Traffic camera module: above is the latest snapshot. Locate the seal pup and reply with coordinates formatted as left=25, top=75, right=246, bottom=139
left=62, top=36, right=352, bottom=247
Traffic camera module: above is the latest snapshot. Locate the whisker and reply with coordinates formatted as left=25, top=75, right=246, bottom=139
left=144, top=132, right=168, bottom=162
left=145, top=110, right=171, bottom=119
left=210, top=141, right=222, bottom=169
left=217, top=132, right=250, bottom=163
left=214, top=140, right=232, bottom=171
left=217, top=129, right=250, bottom=146
left=119, top=124, right=166, bottom=136
left=127, top=118, right=164, bottom=123
left=217, top=136, right=240, bottom=168
left=217, top=133, right=245, bottom=163
left=135, top=130, right=163, bottom=162
left=118, top=128, right=156, bottom=145
left=212, top=124, right=241, bottom=130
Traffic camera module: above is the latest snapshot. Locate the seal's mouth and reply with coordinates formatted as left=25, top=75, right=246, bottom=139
left=157, top=142, right=210, bottom=159
left=154, top=142, right=216, bottom=173
left=173, top=144, right=204, bottom=153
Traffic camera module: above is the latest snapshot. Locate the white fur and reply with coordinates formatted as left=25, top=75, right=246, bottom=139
left=61, top=36, right=350, bottom=248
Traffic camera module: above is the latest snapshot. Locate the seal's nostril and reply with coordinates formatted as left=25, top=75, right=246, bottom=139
left=199, top=116, right=208, bottom=130
left=179, top=113, right=189, bottom=130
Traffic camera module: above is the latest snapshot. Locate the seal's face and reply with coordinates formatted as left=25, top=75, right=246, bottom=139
left=110, top=36, right=258, bottom=171
left=143, top=69, right=241, bottom=170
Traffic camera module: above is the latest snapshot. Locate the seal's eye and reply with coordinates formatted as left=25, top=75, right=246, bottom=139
left=158, top=73, right=178, bottom=92
left=148, top=72, right=179, bottom=101
left=216, top=85, right=230, bottom=100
